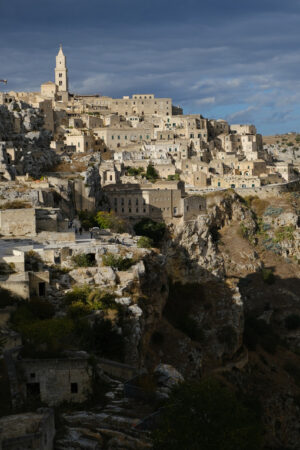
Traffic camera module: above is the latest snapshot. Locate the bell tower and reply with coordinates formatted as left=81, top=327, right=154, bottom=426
left=55, top=44, right=68, bottom=92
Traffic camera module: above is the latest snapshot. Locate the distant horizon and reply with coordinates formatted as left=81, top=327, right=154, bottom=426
left=1, top=1, right=300, bottom=135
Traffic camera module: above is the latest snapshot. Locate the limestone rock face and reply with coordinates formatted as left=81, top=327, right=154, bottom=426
left=0, top=101, right=58, bottom=178
left=154, top=364, right=184, bottom=398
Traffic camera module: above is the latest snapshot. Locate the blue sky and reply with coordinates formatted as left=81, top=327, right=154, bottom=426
left=1, top=0, right=300, bottom=134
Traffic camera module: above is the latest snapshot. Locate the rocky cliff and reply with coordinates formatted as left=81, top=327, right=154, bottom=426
left=0, top=101, right=58, bottom=178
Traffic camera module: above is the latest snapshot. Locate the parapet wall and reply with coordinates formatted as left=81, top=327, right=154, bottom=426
left=235, top=179, right=300, bottom=198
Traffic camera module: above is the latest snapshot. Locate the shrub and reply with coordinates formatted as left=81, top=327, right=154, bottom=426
left=134, top=218, right=166, bottom=244
left=146, top=164, right=159, bottom=181
left=20, top=317, right=75, bottom=357
left=82, top=318, right=125, bottom=361
left=87, top=290, right=116, bottom=310
left=261, top=268, right=275, bottom=285
left=137, top=236, right=153, bottom=248
left=273, top=225, right=295, bottom=242
left=78, top=210, right=98, bottom=230
left=95, top=211, right=126, bottom=233
left=167, top=173, right=180, bottom=181
left=126, top=167, right=145, bottom=176
left=11, top=298, right=54, bottom=329
left=152, top=379, right=262, bottom=450
left=67, top=301, right=93, bottom=318
left=0, top=200, right=31, bottom=210
left=238, top=223, right=249, bottom=239
left=25, top=250, right=43, bottom=271
left=102, top=253, right=134, bottom=271
left=64, top=285, right=92, bottom=305
left=72, top=253, right=96, bottom=267
left=285, top=314, right=300, bottom=330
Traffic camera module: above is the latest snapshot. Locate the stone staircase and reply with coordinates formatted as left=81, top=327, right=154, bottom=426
left=55, top=380, right=153, bottom=449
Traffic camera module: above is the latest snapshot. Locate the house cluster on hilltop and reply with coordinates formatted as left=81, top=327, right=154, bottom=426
left=0, top=46, right=298, bottom=203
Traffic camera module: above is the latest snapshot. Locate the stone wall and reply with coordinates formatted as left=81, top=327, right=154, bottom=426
left=235, top=178, right=300, bottom=198
left=0, top=208, right=36, bottom=237
left=97, top=358, right=139, bottom=381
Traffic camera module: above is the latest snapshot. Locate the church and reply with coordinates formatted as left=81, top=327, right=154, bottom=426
left=40, top=45, right=69, bottom=102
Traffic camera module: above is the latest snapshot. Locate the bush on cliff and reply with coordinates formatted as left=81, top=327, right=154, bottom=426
left=153, top=378, right=262, bottom=450
left=134, top=218, right=166, bottom=244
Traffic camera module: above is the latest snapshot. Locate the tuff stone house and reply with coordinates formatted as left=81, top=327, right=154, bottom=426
left=18, top=356, right=92, bottom=406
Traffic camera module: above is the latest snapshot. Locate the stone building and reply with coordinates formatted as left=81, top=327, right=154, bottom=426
left=0, top=408, right=55, bottom=450
left=104, top=181, right=206, bottom=222
left=211, top=174, right=261, bottom=189
left=18, top=355, right=92, bottom=406
left=65, top=132, right=94, bottom=152
left=94, top=126, right=153, bottom=150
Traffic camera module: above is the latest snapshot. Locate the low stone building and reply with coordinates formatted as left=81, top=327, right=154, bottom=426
left=0, top=408, right=55, bottom=450
left=18, top=355, right=92, bottom=406
left=211, top=174, right=261, bottom=189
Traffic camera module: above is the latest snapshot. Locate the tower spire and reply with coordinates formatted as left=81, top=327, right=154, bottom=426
left=55, top=45, right=68, bottom=93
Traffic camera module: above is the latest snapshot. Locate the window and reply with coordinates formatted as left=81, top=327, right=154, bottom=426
left=30, top=373, right=35, bottom=379
left=125, top=135, right=127, bottom=140
left=38, top=282, right=46, bottom=297
left=136, top=208, right=139, bottom=213
left=122, top=208, right=124, bottom=213
left=218, top=182, right=221, bottom=187
left=118, top=136, right=120, bottom=140
left=59, top=73, right=62, bottom=77
left=71, top=383, right=78, bottom=394
left=129, top=208, right=132, bottom=213
left=59, top=81, right=62, bottom=86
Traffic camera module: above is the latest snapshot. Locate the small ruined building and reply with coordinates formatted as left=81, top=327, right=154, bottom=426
left=0, top=408, right=55, bottom=450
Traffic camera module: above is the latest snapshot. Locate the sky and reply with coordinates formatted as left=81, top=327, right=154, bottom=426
left=1, top=0, right=300, bottom=134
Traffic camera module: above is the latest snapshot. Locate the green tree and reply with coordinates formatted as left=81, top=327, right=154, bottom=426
left=78, top=210, right=98, bottom=230
left=153, top=379, right=262, bottom=450
left=134, top=218, right=166, bottom=244
left=146, top=164, right=159, bottom=181
left=95, top=211, right=126, bottom=232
